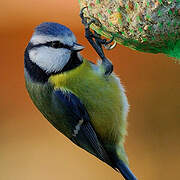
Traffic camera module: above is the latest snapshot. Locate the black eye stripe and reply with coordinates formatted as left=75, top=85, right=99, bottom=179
left=30, top=41, right=72, bottom=50
left=50, top=41, right=63, bottom=48
left=45, top=41, right=63, bottom=48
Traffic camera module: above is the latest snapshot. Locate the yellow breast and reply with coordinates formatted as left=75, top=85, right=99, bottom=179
left=49, top=59, right=129, bottom=145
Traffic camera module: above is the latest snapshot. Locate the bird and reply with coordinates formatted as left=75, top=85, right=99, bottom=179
left=24, top=22, right=137, bottom=180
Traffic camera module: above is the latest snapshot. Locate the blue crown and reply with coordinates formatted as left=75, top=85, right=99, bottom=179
left=35, top=22, right=73, bottom=37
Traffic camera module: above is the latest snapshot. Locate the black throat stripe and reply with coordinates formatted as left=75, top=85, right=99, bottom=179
left=24, top=44, right=50, bottom=83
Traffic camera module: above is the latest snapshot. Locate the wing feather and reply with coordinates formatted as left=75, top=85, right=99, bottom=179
left=54, top=90, right=111, bottom=165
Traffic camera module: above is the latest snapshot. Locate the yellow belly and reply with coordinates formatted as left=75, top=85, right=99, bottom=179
left=49, top=59, right=129, bottom=145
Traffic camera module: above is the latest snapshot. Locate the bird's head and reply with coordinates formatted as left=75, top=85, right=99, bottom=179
left=25, top=22, right=84, bottom=82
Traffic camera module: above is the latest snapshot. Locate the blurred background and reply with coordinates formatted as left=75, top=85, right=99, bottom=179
left=1, top=1, right=180, bottom=180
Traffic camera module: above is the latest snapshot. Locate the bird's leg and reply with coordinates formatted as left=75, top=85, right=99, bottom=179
left=80, top=7, right=114, bottom=76
left=85, top=21, right=114, bottom=76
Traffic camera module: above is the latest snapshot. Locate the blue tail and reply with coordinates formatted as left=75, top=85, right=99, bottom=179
left=115, top=159, right=138, bottom=180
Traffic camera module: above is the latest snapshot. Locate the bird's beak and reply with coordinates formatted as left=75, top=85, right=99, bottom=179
left=71, top=43, right=84, bottom=52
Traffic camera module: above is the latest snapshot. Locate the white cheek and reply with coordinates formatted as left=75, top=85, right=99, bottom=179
left=29, top=47, right=71, bottom=73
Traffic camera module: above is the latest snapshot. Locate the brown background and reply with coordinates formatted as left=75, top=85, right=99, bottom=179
left=1, top=1, right=180, bottom=180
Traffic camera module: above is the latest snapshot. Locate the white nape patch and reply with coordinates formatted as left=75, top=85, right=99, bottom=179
left=29, top=46, right=71, bottom=73
left=72, top=119, right=84, bottom=137
left=30, top=34, right=76, bottom=47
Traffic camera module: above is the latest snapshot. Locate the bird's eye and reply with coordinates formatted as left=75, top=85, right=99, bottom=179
left=51, top=41, right=64, bottom=49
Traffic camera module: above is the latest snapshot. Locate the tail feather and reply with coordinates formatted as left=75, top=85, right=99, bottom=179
left=115, top=159, right=138, bottom=180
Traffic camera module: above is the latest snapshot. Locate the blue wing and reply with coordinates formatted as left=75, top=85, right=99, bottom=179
left=54, top=90, right=111, bottom=165
left=54, top=89, right=138, bottom=180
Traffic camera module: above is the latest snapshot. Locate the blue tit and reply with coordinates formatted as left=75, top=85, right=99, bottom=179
left=24, top=22, right=137, bottom=180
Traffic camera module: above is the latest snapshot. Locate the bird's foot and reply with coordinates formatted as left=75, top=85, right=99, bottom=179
left=80, top=7, right=115, bottom=76
left=102, top=58, right=113, bottom=76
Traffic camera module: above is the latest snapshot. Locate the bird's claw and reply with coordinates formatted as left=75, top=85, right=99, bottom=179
left=80, top=7, right=88, bottom=25
left=104, top=38, right=117, bottom=50
left=95, top=36, right=117, bottom=50
left=80, top=7, right=114, bottom=76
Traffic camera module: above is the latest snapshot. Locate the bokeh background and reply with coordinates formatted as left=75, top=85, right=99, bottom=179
left=1, top=1, right=180, bottom=180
